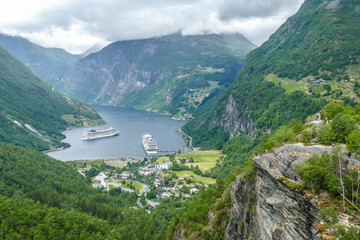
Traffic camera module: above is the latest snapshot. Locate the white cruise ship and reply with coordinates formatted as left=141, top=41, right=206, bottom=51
left=142, top=134, right=158, bottom=155
left=82, top=127, right=119, bottom=140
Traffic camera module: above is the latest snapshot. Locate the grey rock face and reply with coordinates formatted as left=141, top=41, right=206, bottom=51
left=220, top=94, right=256, bottom=140
left=55, top=33, right=256, bottom=106
left=225, top=143, right=330, bottom=240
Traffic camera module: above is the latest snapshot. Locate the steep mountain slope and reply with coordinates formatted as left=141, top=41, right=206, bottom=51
left=174, top=101, right=360, bottom=239
left=55, top=32, right=256, bottom=118
left=0, top=47, right=103, bottom=151
left=0, top=142, right=181, bottom=239
left=184, top=0, right=360, bottom=149
left=0, top=33, right=80, bottom=84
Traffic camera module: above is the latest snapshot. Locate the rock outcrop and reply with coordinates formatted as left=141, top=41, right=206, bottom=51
left=225, top=143, right=332, bottom=240
left=55, top=32, right=256, bottom=116
left=220, top=94, right=257, bottom=140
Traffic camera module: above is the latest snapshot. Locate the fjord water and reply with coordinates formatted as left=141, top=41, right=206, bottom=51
left=48, top=105, right=186, bottom=161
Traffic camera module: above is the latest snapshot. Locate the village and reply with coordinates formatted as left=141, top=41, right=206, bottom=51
left=71, top=150, right=222, bottom=209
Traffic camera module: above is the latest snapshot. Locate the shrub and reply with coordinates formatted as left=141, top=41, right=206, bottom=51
left=346, top=129, right=360, bottom=155
left=317, top=124, right=336, bottom=145
left=320, top=102, right=345, bottom=120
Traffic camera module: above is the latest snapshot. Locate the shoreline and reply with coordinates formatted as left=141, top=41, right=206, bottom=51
left=45, top=116, right=107, bottom=154
left=47, top=105, right=191, bottom=160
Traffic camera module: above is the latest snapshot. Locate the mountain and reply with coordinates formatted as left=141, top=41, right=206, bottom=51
left=0, top=33, right=80, bottom=84
left=183, top=0, right=360, bottom=149
left=80, top=42, right=105, bottom=57
left=0, top=46, right=103, bottom=151
left=55, top=32, right=256, bottom=118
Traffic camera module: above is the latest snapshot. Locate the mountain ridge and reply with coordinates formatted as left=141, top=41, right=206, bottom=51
left=0, top=33, right=80, bottom=84
left=55, top=32, right=256, bottom=118
left=0, top=46, right=103, bottom=151
left=183, top=0, right=360, bottom=149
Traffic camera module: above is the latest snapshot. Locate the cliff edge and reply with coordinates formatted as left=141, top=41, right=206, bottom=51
left=225, top=143, right=333, bottom=240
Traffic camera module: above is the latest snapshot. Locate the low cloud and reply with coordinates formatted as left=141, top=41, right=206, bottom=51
left=0, top=0, right=304, bottom=53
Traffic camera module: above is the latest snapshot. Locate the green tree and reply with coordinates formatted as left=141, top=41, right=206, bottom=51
left=320, top=102, right=345, bottom=120
left=140, top=193, right=147, bottom=206
left=331, top=114, right=356, bottom=143
left=146, top=190, right=157, bottom=200
left=323, top=84, right=331, bottom=93
left=346, top=129, right=360, bottom=155
left=300, top=130, right=312, bottom=145
left=317, top=124, right=336, bottom=145
left=297, top=151, right=339, bottom=195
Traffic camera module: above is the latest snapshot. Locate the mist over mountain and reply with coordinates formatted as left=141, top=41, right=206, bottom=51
left=55, top=32, right=256, bottom=118
left=0, top=33, right=80, bottom=84
left=0, top=1, right=359, bottom=239
left=183, top=0, right=360, bottom=149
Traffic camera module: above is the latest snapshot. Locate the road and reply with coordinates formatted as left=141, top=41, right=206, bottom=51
left=135, top=180, right=150, bottom=207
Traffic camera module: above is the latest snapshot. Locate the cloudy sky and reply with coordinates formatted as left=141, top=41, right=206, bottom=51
left=0, top=0, right=304, bottom=54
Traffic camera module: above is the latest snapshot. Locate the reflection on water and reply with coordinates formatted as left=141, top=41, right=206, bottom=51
left=47, top=105, right=186, bottom=161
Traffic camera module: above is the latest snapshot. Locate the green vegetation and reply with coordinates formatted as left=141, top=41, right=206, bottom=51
left=0, top=47, right=103, bottom=151
left=183, top=0, right=360, bottom=149
left=277, top=177, right=301, bottom=190
left=0, top=143, right=137, bottom=217
left=0, top=33, right=80, bottom=84
left=56, top=33, right=256, bottom=119
left=0, top=142, right=187, bottom=239
left=174, top=171, right=216, bottom=185
left=245, top=0, right=360, bottom=84
left=316, top=102, right=360, bottom=148
left=2, top=1, right=360, bottom=239
left=168, top=168, right=243, bottom=239
left=0, top=195, right=113, bottom=239
left=183, top=82, right=326, bottom=150
left=116, top=179, right=144, bottom=192
left=154, top=156, right=171, bottom=164
left=265, top=73, right=305, bottom=94
left=180, top=150, right=223, bottom=171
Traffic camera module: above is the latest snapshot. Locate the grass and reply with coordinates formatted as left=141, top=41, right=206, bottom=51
left=76, top=160, right=104, bottom=168
left=155, top=150, right=223, bottom=171
left=180, top=150, right=223, bottom=171
left=104, top=159, right=128, bottom=168
left=347, top=65, right=360, bottom=81
left=277, top=177, right=300, bottom=190
left=154, top=156, right=171, bottom=164
left=116, top=179, right=143, bottom=192
left=265, top=73, right=305, bottom=94
left=61, top=114, right=89, bottom=127
left=174, top=170, right=216, bottom=185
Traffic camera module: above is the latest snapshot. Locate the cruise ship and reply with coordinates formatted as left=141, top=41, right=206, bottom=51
left=82, top=127, right=119, bottom=140
left=142, top=134, right=158, bottom=155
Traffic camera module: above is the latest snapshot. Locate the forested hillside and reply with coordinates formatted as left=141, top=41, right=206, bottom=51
left=0, top=143, right=182, bottom=239
left=0, top=33, right=80, bottom=84
left=0, top=47, right=103, bottom=151
left=0, top=0, right=359, bottom=239
left=173, top=1, right=360, bottom=238
left=183, top=0, right=360, bottom=149
left=56, top=32, right=256, bottom=119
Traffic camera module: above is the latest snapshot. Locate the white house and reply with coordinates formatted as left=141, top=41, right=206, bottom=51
left=190, top=188, right=199, bottom=194
left=156, top=161, right=173, bottom=170
left=93, top=172, right=108, bottom=189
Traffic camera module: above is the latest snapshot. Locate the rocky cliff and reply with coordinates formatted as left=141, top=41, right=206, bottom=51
left=183, top=0, right=360, bottom=148
left=224, top=143, right=333, bottom=240
left=219, top=94, right=257, bottom=140
left=55, top=32, right=256, bottom=117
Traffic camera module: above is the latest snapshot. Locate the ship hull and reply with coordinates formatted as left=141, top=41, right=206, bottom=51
left=142, top=134, right=158, bottom=155
left=82, top=127, right=119, bottom=140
